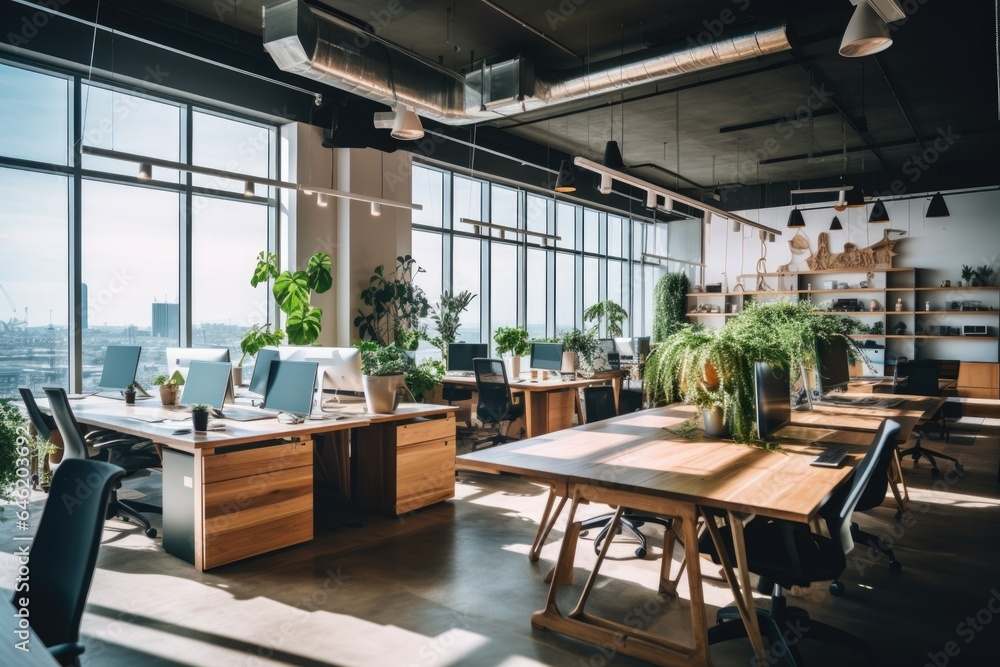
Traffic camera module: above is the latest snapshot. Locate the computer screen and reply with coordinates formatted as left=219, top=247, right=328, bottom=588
left=815, top=336, right=851, bottom=395
left=263, top=360, right=318, bottom=416
left=633, top=337, right=651, bottom=359
left=316, top=347, right=364, bottom=394
left=248, top=348, right=280, bottom=396
left=529, top=342, right=564, bottom=371
left=613, top=337, right=633, bottom=358
left=166, top=347, right=231, bottom=378
left=99, top=345, right=141, bottom=390
left=180, top=361, right=233, bottom=409
left=598, top=339, right=616, bottom=356
left=755, top=362, right=791, bottom=440
left=448, top=343, right=488, bottom=372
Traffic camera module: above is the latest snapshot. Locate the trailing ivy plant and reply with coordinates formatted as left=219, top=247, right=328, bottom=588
left=583, top=300, right=629, bottom=338
left=652, top=273, right=690, bottom=343
left=354, top=255, right=431, bottom=346
left=429, top=290, right=476, bottom=359
left=251, top=251, right=333, bottom=345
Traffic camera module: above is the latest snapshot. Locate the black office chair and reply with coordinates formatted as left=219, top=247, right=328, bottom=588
left=442, top=382, right=474, bottom=429
left=700, top=419, right=901, bottom=664
left=894, top=361, right=962, bottom=476
left=471, top=358, right=524, bottom=451
left=578, top=385, right=675, bottom=559
left=12, top=458, right=126, bottom=666
left=43, top=387, right=162, bottom=537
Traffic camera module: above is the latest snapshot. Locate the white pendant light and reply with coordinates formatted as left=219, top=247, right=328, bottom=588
left=390, top=104, right=424, bottom=140
left=839, top=1, right=893, bottom=57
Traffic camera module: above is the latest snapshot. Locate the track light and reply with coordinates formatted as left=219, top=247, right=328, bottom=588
left=868, top=199, right=889, bottom=223
left=370, top=202, right=381, bottom=216
left=598, top=174, right=613, bottom=195
left=554, top=160, right=576, bottom=193
left=138, top=163, right=152, bottom=180
left=244, top=180, right=255, bottom=198
left=833, top=190, right=847, bottom=211
left=661, top=198, right=673, bottom=212
left=316, top=194, right=327, bottom=207
left=645, top=190, right=658, bottom=209
left=787, top=208, right=805, bottom=228
left=830, top=215, right=843, bottom=230
left=840, top=1, right=893, bottom=57
left=390, top=104, right=424, bottom=140
left=732, top=220, right=741, bottom=233
left=768, top=233, right=776, bottom=243
left=926, top=192, right=950, bottom=218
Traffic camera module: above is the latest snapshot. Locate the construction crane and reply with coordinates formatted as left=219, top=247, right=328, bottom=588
left=0, top=281, right=27, bottom=332
left=0, top=281, right=14, bottom=314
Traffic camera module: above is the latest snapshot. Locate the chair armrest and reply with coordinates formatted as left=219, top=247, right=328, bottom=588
left=91, top=437, right=148, bottom=451
left=48, top=642, right=84, bottom=665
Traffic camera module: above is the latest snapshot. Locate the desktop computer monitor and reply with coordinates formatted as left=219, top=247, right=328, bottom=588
left=613, top=337, right=634, bottom=359
left=317, top=348, right=364, bottom=395
left=448, top=343, right=488, bottom=373
left=815, top=337, right=851, bottom=395
left=180, top=361, right=233, bottom=409
left=529, top=342, right=563, bottom=372
left=166, top=347, right=231, bottom=378
left=99, top=345, right=142, bottom=390
left=755, top=362, right=791, bottom=440
left=248, top=348, right=280, bottom=396
left=633, top=337, right=651, bottom=360
left=263, top=360, right=318, bottom=417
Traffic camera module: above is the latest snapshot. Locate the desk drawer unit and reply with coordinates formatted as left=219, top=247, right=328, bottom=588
left=200, top=440, right=314, bottom=569
left=355, top=415, right=456, bottom=515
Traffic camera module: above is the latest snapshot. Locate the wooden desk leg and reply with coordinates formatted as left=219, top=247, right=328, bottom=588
left=889, top=449, right=910, bottom=514
left=529, top=487, right=567, bottom=562
left=524, top=391, right=547, bottom=438
left=612, top=376, right=622, bottom=414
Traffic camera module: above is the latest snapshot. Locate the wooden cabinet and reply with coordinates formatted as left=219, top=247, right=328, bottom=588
left=355, top=415, right=456, bottom=515
left=957, top=362, right=1000, bottom=400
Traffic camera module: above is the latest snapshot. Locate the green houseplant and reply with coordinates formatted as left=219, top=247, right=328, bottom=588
left=559, top=327, right=600, bottom=374
left=251, top=251, right=333, bottom=345
left=235, top=323, right=285, bottom=386
left=494, top=326, right=531, bottom=378
left=355, top=341, right=410, bottom=413
left=190, top=403, right=210, bottom=432
left=974, top=264, right=995, bottom=287
left=354, top=255, right=431, bottom=346
left=123, top=383, right=136, bottom=405
left=652, top=273, right=690, bottom=343
left=583, top=300, right=629, bottom=338
left=152, top=370, right=185, bottom=406
left=961, top=265, right=974, bottom=287
left=1, top=399, right=56, bottom=500
left=430, top=290, right=476, bottom=361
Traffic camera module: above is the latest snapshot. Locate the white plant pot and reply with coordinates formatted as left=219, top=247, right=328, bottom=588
left=561, top=351, right=578, bottom=374
left=362, top=374, right=406, bottom=414
left=504, top=355, right=521, bottom=380
left=231, top=366, right=243, bottom=388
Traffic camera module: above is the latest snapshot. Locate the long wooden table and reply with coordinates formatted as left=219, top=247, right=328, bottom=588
left=457, top=405, right=873, bottom=666
left=442, top=370, right=627, bottom=438
left=46, top=397, right=456, bottom=571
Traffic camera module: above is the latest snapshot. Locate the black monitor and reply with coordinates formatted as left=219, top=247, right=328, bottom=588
left=166, top=347, right=231, bottom=378
left=263, top=360, right=318, bottom=417
left=448, top=343, right=488, bottom=372
left=248, top=348, right=280, bottom=396
left=180, top=361, right=233, bottom=409
left=633, top=337, right=651, bottom=359
left=755, top=362, right=791, bottom=440
left=529, top=342, right=563, bottom=372
left=99, top=345, right=141, bottom=390
left=815, top=337, right=851, bottom=395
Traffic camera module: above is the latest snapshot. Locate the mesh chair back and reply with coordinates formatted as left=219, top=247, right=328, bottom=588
left=583, top=386, right=617, bottom=423
left=43, top=387, right=91, bottom=460
left=13, top=458, right=125, bottom=650
left=823, top=419, right=901, bottom=554
left=473, top=358, right=512, bottom=425
left=19, top=387, right=55, bottom=442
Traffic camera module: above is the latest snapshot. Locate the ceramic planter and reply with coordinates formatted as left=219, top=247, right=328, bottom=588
left=159, top=384, right=179, bottom=406
left=362, top=374, right=406, bottom=413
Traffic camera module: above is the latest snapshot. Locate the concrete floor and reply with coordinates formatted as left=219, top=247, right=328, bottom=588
left=3, top=426, right=1000, bottom=666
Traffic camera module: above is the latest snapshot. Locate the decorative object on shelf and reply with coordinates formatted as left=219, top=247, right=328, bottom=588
left=705, top=283, right=722, bottom=293
left=925, top=301, right=931, bottom=311
left=895, top=298, right=903, bottom=311
left=974, top=264, right=996, bottom=287
left=730, top=304, right=739, bottom=314
left=152, top=371, right=185, bottom=406
left=962, top=265, right=975, bottom=286
left=940, top=280, right=951, bottom=288
left=807, top=283, right=812, bottom=291
left=869, top=299, right=881, bottom=312
left=786, top=228, right=905, bottom=272
left=778, top=230, right=812, bottom=273
left=894, top=321, right=907, bottom=335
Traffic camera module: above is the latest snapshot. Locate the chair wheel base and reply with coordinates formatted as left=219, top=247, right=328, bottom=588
left=635, top=547, right=647, bottom=559
left=889, top=560, right=902, bottom=572
left=931, top=467, right=940, bottom=477
left=829, top=580, right=845, bottom=596
left=145, top=528, right=157, bottom=538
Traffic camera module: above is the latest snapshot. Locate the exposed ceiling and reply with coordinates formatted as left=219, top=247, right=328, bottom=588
left=39, top=0, right=1000, bottom=204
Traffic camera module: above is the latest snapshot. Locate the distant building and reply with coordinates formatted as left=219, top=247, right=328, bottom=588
left=152, top=302, right=179, bottom=338
left=81, top=283, right=88, bottom=329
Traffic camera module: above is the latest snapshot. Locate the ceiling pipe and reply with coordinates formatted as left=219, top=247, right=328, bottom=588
left=263, top=0, right=791, bottom=126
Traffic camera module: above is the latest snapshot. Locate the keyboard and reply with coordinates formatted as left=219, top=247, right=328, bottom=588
left=810, top=446, right=848, bottom=467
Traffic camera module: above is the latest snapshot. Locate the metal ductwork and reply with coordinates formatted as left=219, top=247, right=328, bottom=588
left=263, top=0, right=791, bottom=125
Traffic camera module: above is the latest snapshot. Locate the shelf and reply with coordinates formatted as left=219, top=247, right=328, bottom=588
left=749, top=267, right=916, bottom=277
left=914, top=310, right=999, bottom=316
left=687, top=312, right=737, bottom=318
left=915, top=286, right=1000, bottom=292
left=913, top=336, right=999, bottom=341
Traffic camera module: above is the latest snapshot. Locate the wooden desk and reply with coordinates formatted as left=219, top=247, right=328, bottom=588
left=458, top=406, right=864, bottom=666
left=1, top=597, right=59, bottom=667
left=442, top=371, right=625, bottom=438
left=51, top=397, right=456, bottom=571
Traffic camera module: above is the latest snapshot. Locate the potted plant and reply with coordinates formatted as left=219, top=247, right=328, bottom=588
left=559, top=327, right=600, bottom=375
left=355, top=341, right=410, bottom=413
left=1, top=399, right=57, bottom=499
left=430, top=290, right=476, bottom=363
left=405, top=358, right=446, bottom=403
left=123, top=383, right=136, bottom=405
left=190, top=403, right=210, bottom=432
left=974, top=264, right=995, bottom=287
left=152, top=371, right=185, bottom=406
left=494, top=326, right=531, bottom=379
left=251, top=251, right=333, bottom=345
left=652, top=273, right=691, bottom=342
left=962, top=265, right=976, bottom=287
left=583, top=300, right=629, bottom=338
left=236, top=323, right=285, bottom=386
left=354, top=256, right=431, bottom=346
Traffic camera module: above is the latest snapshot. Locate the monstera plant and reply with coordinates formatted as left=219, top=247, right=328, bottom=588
left=251, top=251, right=333, bottom=345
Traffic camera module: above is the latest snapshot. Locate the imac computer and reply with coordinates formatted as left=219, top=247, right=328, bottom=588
left=279, top=346, right=364, bottom=404
left=447, top=343, right=488, bottom=375
left=633, top=336, right=651, bottom=360
left=529, top=342, right=564, bottom=372
left=597, top=339, right=620, bottom=370
left=815, top=337, right=851, bottom=397
left=613, top=337, right=634, bottom=360
left=248, top=348, right=280, bottom=397
left=166, top=347, right=231, bottom=378
left=262, top=360, right=320, bottom=422
left=754, top=362, right=792, bottom=440
left=96, top=345, right=148, bottom=398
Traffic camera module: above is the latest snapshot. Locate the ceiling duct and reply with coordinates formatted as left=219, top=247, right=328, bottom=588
left=263, top=0, right=791, bottom=126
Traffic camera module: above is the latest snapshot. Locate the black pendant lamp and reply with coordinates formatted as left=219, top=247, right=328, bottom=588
left=597, top=141, right=624, bottom=194
left=787, top=208, right=805, bottom=228
left=868, top=199, right=889, bottom=223
left=830, top=216, right=843, bottom=230
left=926, top=192, right=950, bottom=217
left=554, top=160, right=576, bottom=193
left=845, top=186, right=865, bottom=208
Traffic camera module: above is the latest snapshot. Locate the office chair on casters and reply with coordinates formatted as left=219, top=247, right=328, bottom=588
left=442, top=382, right=474, bottom=429
left=12, top=458, right=126, bottom=666
left=894, top=361, right=962, bottom=477
left=700, top=419, right=901, bottom=665
left=43, top=387, right=162, bottom=538
left=471, top=358, right=524, bottom=451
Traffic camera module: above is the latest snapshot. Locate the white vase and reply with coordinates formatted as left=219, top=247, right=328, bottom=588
left=362, top=374, right=406, bottom=413
left=561, top=351, right=578, bottom=374
left=504, top=355, right=521, bottom=381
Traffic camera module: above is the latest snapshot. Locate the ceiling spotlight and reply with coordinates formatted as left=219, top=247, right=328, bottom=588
left=833, top=190, right=847, bottom=211
left=244, top=180, right=255, bottom=198
left=768, top=232, right=776, bottom=243
left=316, top=194, right=328, bottom=207
left=840, top=1, right=893, bottom=57
left=732, top=220, right=741, bottom=233
left=787, top=208, right=805, bottom=228
left=370, top=201, right=382, bottom=216
left=554, top=160, right=576, bottom=193
left=830, top=215, right=844, bottom=230
left=138, top=162, right=152, bottom=181
left=926, top=192, right=950, bottom=218
left=645, top=189, right=658, bottom=209
left=868, top=199, right=889, bottom=223
left=598, top=174, right=613, bottom=195
left=661, top=198, right=673, bottom=212
left=390, top=104, right=424, bottom=140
